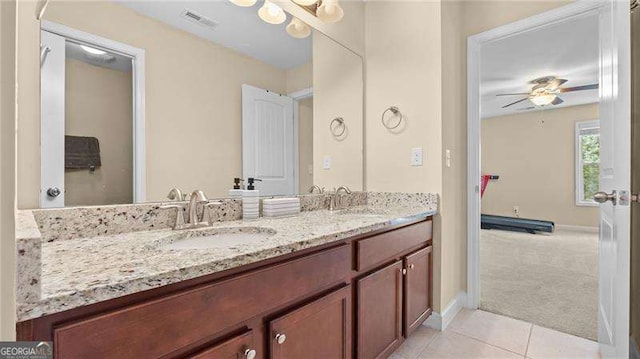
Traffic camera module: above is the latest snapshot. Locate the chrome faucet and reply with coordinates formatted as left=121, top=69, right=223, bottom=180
left=309, top=185, right=324, bottom=194
left=330, top=186, right=352, bottom=211
left=167, top=188, right=185, bottom=201
left=186, top=190, right=208, bottom=227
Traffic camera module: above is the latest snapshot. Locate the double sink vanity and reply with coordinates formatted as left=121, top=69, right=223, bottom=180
left=15, top=192, right=437, bottom=359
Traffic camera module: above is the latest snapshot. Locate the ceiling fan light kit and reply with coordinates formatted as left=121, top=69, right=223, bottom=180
left=497, top=76, right=598, bottom=109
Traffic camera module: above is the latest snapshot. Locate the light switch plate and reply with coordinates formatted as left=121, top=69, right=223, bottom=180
left=411, top=147, right=423, bottom=166
left=323, top=156, right=331, bottom=170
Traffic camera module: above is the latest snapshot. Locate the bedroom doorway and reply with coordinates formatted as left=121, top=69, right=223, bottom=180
left=467, top=1, right=631, bottom=357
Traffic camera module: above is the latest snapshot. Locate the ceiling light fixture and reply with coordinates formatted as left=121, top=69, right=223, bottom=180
left=258, top=0, right=287, bottom=24
left=229, top=0, right=258, bottom=7
left=80, top=45, right=107, bottom=56
left=529, top=93, right=556, bottom=106
left=286, top=17, right=311, bottom=38
left=316, top=0, right=343, bottom=23
left=293, top=0, right=318, bottom=6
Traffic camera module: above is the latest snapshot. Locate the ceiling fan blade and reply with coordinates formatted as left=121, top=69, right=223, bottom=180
left=502, top=97, right=529, bottom=108
left=560, top=84, right=599, bottom=92
left=548, top=78, right=568, bottom=89
left=551, top=97, right=564, bottom=105
left=495, top=93, right=530, bottom=97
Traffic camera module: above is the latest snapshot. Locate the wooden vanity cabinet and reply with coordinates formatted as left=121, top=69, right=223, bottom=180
left=187, top=331, right=256, bottom=359
left=404, top=246, right=433, bottom=336
left=356, top=261, right=404, bottom=359
left=17, top=217, right=433, bottom=359
left=269, top=286, right=351, bottom=359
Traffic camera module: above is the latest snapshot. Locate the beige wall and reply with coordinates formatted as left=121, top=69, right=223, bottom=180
left=482, top=104, right=599, bottom=227
left=298, top=98, right=314, bottom=192
left=285, top=62, right=312, bottom=94
left=0, top=0, right=17, bottom=339
left=64, top=59, right=133, bottom=206
left=313, top=31, right=363, bottom=190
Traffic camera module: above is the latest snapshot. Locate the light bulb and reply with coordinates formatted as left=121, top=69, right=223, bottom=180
left=229, top=0, right=257, bottom=7
left=286, top=17, right=311, bottom=38
left=317, top=0, right=343, bottom=23
left=81, top=45, right=107, bottom=55
left=258, top=0, right=286, bottom=24
left=529, top=94, right=556, bottom=106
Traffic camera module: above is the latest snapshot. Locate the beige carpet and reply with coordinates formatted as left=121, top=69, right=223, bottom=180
left=479, top=228, right=598, bottom=340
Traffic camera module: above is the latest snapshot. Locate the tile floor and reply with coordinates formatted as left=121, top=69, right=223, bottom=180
left=390, top=309, right=600, bottom=359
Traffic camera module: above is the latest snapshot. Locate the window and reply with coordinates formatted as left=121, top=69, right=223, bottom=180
left=575, top=120, right=600, bottom=206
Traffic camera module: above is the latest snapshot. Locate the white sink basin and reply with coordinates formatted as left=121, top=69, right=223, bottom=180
left=160, top=227, right=276, bottom=250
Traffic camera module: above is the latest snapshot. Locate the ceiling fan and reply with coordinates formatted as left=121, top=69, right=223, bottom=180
left=496, top=76, right=599, bottom=109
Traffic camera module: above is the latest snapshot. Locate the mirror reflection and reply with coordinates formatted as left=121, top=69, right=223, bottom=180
left=39, top=0, right=363, bottom=208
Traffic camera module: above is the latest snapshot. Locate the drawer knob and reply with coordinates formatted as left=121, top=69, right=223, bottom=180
left=244, top=348, right=257, bottom=359
left=275, top=333, right=287, bottom=344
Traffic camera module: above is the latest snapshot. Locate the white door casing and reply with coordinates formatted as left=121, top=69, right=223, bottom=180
left=40, top=30, right=66, bottom=208
left=242, top=84, right=296, bottom=196
left=467, top=2, right=631, bottom=357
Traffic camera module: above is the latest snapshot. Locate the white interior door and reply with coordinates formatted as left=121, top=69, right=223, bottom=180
left=242, top=84, right=296, bottom=196
left=40, top=30, right=66, bottom=208
left=597, top=1, right=631, bottom=357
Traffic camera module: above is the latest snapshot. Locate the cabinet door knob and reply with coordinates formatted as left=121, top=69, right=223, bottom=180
left=409, top=264, right=415, bottom=270
left=244, top=348, right=257, bottom=359
left=275, top=333, right=287, bottom=344
left=402, top=268, right=407, bottom=275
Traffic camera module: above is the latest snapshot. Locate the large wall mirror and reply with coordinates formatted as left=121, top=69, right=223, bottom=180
left=37, top=0, right=363, bottom=208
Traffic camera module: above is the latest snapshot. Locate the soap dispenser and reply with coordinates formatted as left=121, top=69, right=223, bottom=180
left=243, top=178, right=261, bottom=220
left=228, top=177, right=244, bottom=198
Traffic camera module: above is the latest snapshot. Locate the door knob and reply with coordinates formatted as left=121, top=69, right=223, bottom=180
left=594, top=190, right=617, bottom=205
left=275, top=333, right=286, bottom=344
left=244, top=348, right=257, bottom=359
left=46, top=187, right=61, bottom=198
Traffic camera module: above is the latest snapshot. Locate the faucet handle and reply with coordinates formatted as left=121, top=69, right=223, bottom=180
left=160, top=204, right=185, bottom=229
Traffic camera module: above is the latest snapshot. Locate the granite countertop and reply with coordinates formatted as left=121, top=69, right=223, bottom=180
left=17, top=193, right=437, bottom=321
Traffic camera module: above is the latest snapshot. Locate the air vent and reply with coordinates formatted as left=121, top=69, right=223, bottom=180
left=181, top=9, right=218, bottom=30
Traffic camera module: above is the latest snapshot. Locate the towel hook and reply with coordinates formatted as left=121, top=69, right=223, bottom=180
left=330, top=117, right=346, bottom=137
left=381, top=106, right=403, bottom=130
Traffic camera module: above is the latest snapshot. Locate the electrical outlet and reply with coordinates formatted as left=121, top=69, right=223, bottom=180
left=446, top=149, right=452, bottom=168
left=308, top=164, right=313, bottom=175
left=513, top=206, right=520, bottom=217
left=323, top=156, right=331, bottom=170
left=411, top=147, right=423, bottom=166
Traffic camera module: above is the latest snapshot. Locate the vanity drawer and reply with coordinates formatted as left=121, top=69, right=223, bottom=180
left=53, top=245, right=350, bottom=359
left=356, top=220, right=432, bottom=271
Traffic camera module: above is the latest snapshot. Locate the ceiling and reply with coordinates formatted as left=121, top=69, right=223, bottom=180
left=117, top=0, right=312, bottom=70
left=480, top=13, right=599, bottom=119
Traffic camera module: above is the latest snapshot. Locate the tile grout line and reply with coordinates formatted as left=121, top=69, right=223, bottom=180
left=413, top=330, right=441, bottom=358
left=446, top=327, right=529, bottom=357
left=524, top=323, right=534, bottom=358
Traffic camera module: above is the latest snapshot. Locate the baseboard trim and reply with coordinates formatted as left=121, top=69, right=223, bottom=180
left=424, top=291, right=467, bottom=331
left=554, top=224, right=599, bottom=233
left=631, top=336, right=640, bottom=359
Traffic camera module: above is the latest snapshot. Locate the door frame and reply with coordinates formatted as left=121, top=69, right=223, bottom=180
left=290, top=87, right=313, bottom=195
left=40, top=20, right=146, bottom=203
left=466, top=0, right=628, bottom=309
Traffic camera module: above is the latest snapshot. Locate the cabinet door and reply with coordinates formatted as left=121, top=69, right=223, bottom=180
left=357, top=260, right=403, bottom=359
left=269, top=286, right=351, bottom=359
left=188, top=331, right=256, bottom=359
left=404, top=246, right=433, bottom=336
